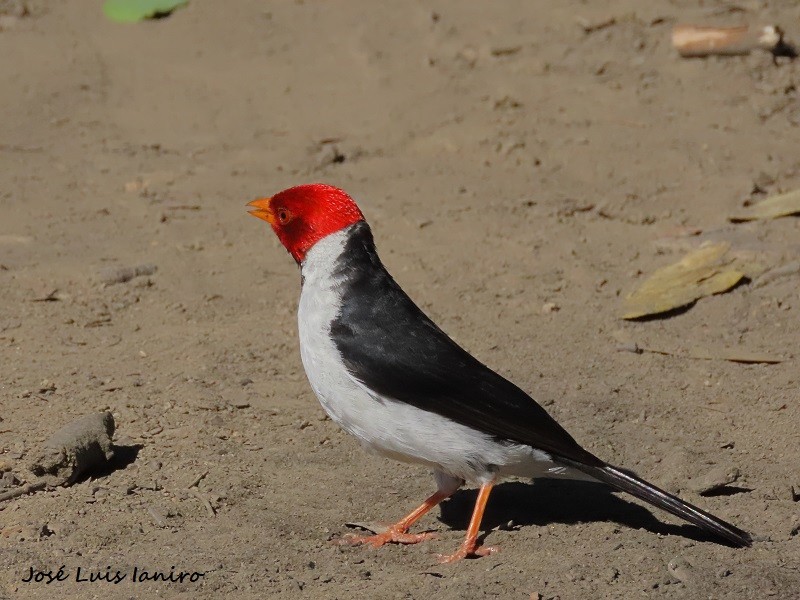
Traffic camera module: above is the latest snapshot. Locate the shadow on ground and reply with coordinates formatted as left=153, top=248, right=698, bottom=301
left=438, top=479, right=728, bottom=546
left=74, top=444, right=143, bottom=484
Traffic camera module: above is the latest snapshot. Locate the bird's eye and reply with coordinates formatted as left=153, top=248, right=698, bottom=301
left=277, top=208, right=292, bottom=224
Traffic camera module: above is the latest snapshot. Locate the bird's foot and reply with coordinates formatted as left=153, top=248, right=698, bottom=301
left=436, top=541, right=499, bottom=563
left=336, top=526, right=437, bottom=548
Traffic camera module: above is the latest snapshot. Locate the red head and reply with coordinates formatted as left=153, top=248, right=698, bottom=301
left=247, top=183, right=365, bottom=263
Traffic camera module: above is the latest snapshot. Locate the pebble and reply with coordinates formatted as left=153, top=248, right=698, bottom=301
left=456, top=46, right=478, bottom=68
left=667, top=556, right=694, bottom=583
left=148, top=506, right=168, bottom=528
left=98, top=263, right=157, bottom=285
left=227, top=393, right=251, bottom=409
left=542, top=302, right=560, bottom=314
left=689, top=465, right=740, bottom=495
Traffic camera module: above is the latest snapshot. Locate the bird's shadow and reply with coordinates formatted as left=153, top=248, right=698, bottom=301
left=437, top=479, right=729, bottom=546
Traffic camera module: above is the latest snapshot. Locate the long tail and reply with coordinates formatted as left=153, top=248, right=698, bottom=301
left=559, top=458, right=752, bottom=547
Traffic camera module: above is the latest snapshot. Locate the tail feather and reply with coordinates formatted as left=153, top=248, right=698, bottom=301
left=560, top=459, right=752, bottom=547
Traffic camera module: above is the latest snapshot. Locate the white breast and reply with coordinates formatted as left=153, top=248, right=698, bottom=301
left=297, top=227, right=568, bottom=484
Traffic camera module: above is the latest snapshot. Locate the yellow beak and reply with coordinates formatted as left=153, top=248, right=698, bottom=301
left=247, top=197, right=275, bottom=225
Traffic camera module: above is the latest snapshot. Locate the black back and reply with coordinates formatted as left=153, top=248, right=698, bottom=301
left=328, top=222, right=602, bottom=467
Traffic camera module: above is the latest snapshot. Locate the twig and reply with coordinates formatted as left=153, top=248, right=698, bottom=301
left=188, top=470, right=209, bottom=489
left=577, top=16, right=616, bottom=34
left=165, top=205, right=201, bottom=211
left=0, top=481, right=47, bottom=504
left=672, top=24, right=784, bottom=57
left=32, top=289, right=59, bottom=302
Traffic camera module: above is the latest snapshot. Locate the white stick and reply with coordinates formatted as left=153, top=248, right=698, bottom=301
left=672, top=24, right=782, bottom=57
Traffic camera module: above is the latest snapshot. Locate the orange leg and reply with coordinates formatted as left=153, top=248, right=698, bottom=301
left=437, top=482, right=498, bottom=563
left=338, top=488, right=453, bottom=547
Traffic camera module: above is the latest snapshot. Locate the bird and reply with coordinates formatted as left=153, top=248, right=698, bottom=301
left=247, top=183, right=752, bottom=562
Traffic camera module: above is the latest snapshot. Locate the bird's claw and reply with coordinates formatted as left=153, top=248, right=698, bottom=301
left=436, top=543, right=499, bottom=563
left=335, top=527, right=437, bottom=548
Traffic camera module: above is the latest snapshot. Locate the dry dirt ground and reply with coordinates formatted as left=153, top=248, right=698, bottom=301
left=1, top=1, right=799, bottom=599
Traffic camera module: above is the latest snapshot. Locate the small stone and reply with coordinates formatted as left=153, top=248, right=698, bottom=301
left=224, top=391, right=251, bottom=409
left=456, top=46, right=478, bottom=68
left=0, top=471, right=17, bottom=489
left=148, top=506, right=168, bottom=528
left=99, top=263, right=157, bottom=285
left=667, top=556, right=694, bottom=583
left=39, top=379, right=56, bottom=393
left=689, top=466, right=740, bottom=495
left=542, top=302, right=560, bottom=314
left=28, top=412, right=115, bottom=486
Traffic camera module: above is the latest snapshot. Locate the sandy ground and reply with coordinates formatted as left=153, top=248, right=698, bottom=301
left=1, top=1, right=799, bottom=598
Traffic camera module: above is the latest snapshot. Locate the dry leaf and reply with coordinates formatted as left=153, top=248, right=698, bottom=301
left=730, top=189, right=800, bottom=222
left=622, top=242, right=744, bottom=319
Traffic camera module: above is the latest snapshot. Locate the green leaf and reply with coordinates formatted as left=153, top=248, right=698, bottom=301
left=103, top=0, right=188, bottom=23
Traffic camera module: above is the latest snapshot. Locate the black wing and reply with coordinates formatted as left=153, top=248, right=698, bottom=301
left=328, top=222, right=601, bottom=467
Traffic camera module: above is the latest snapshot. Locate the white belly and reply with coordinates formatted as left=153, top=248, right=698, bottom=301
left=296, top=229, right=576, bottom=484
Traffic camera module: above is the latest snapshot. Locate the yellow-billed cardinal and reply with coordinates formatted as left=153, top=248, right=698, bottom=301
left=247, top=183, right=751, bottom=562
